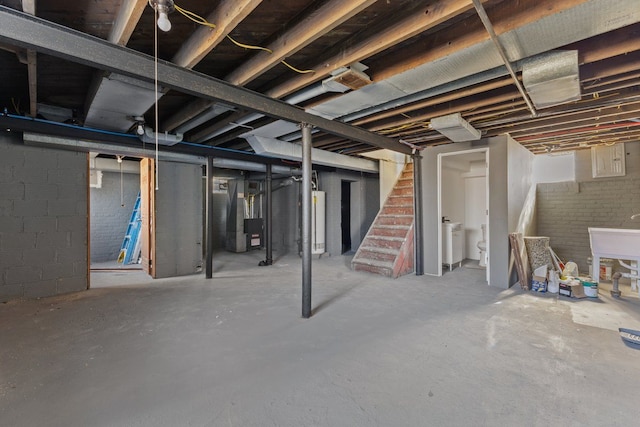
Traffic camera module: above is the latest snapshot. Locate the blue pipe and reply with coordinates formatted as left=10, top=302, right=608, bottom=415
left=4, top=111, right=264, bottom=158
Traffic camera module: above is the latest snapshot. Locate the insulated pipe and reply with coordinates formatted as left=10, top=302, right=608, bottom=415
left=413, top=153, right=424, bottom=276
left=301, top=123, right=313, bottom=318
left=260, top=164, right=273, bottom=266
left=205, top=156, right=214, bottom=279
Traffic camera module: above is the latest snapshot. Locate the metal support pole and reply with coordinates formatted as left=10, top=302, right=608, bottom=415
left=260, top=163, right=273, bottom=266
left=301, top=123, right=313, bottom=318
left=205, top=156, right=214, bottom=278
left=413, top=153, right=424, bottom=276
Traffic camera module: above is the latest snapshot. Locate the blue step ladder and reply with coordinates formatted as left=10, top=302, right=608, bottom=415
left=117, top=192, right=142, bottom=264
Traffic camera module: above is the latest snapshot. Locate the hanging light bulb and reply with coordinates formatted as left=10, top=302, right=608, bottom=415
left=149, top=0, right=174, bottom=32
left=157, top=10, right=171, bottom=32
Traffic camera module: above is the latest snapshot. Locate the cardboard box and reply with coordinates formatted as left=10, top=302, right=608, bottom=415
left=531, top=275, right=547, bottom=292
left=559, top=281, right=586, bottom=298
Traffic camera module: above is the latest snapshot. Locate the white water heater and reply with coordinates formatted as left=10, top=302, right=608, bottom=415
left=312, top=191, right=326, bottom=255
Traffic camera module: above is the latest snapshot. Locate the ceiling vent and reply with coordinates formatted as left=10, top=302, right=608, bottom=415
left=522, top=50, right=581, bottom=109
left=328, top=62, right=372, bottom=91
left=430, top=113, right=481, bottom=142
left=139, top=126, right=183, bottom=146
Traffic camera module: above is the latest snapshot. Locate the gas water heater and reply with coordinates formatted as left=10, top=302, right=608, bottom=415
left=312, top=191, right=326, bottom=255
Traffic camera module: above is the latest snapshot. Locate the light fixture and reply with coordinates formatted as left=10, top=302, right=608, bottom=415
left=132, top=116, right=146, bottom=135
left=430, top=113, right=481, bottom=142
left=149, top=0, right=174, bottom=32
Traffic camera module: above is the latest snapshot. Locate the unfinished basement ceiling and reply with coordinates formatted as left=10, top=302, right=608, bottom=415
left=0, top=0, right=639, bottom=156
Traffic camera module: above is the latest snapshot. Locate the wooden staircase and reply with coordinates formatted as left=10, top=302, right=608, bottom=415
left=351, top=162, right=414, bottom=278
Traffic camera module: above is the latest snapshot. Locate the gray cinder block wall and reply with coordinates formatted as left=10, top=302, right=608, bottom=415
left=0, top=133, right=88, bottom=302
left=536, top=145, right=640, bottom=274
left=90, top=171, right=139, bottom=262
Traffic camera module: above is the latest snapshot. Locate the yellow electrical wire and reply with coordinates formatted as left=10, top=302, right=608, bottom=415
left=174, top=4, right=314, bottom=74
left=379, top=118, right=430, bottom=135
left=281, top=60, right=315, bottom=74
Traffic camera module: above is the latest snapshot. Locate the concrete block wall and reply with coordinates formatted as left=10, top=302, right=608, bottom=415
left=537, top=144, right=640, bottom=274
left=1, top=133, right=88, bottom=302
left=90, top=171, right=139, bottom=262
left=536, top=178, right=640, bottom=274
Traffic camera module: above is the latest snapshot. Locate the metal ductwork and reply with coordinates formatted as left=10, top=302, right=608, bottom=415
left=193, top=65, right=363, bottom=142
left=522, top=50, right=581, bottom=109
left=430, top=113, right=481, bottom=142
left=244, top=135, right=379, bottom=173
left=23, top=132, right=301, bottom=175
left=84, top=73, right=163, bottom=132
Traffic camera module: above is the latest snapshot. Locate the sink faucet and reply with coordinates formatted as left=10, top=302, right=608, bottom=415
left=632, top=213, right=640, bottom=220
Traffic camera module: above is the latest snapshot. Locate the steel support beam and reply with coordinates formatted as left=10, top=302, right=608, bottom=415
left=0, top=6, right=410, bottom=155
left=206, top=156, right=214, bottom=278
left=301, top=123, right=313, bottom=319
left=413, top=153, right=424, bottom=276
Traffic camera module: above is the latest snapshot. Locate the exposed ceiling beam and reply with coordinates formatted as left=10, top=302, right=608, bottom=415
left=356, top=48, right=640, bottom=131
left=108, top=0, right=146, bottom=45
left=164, top=0, right=373, bottom=131
left=265, top=0, right=482, bottom=99
left=369, top=0, right=593, bottom=83
left=473, top=87, right=640, bottom=128
left=189, top=110, right=263, bottom=145
left=0, top=6, right=410, bottom=154
left=162, top=98, right=225, bottom=132
left=226, top=0, right=376, bottom=86
left=161, top=0, right=262, bottom=130
left=354, top=78, right=513, bottom=126
left=21, top=0, right=36, bottom=117
left=172, top=0, right=263, bottom=69
left=517, top=121, right=640, bottom=143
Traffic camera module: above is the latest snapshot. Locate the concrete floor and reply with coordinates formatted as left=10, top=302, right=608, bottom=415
left=1, top=251, right=640, bottom=426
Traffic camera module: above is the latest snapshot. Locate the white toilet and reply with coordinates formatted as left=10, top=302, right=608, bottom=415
left=477, top=224, right=487, bottom=267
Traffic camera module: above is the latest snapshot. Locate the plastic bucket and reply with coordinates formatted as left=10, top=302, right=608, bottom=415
left=581, top=279, right=598, bottom=298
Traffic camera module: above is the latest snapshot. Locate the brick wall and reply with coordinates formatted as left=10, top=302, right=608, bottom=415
left=0, top=133, right=88, bottom=302
left=537, top=176, right=640, bottom=274
left=90, top=171, right=139, bottom=262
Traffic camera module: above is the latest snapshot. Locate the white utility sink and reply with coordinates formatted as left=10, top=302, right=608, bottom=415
left=588, top=227, right=640, bottom=284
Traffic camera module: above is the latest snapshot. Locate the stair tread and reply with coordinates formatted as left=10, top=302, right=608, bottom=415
left=366, top=235, right=405, bottom=241
left=359, top=246, right=401, bottom=255
left=373, top=224, right=410, bottom=230
left=352, top=258, right=394, bottom=268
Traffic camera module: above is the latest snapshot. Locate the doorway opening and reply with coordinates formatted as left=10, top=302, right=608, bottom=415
left=89, top=153, right=153, bottom=286
left=437, top=148, right=490, bottom=283
left=341, top=180, right=352, bottom=254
